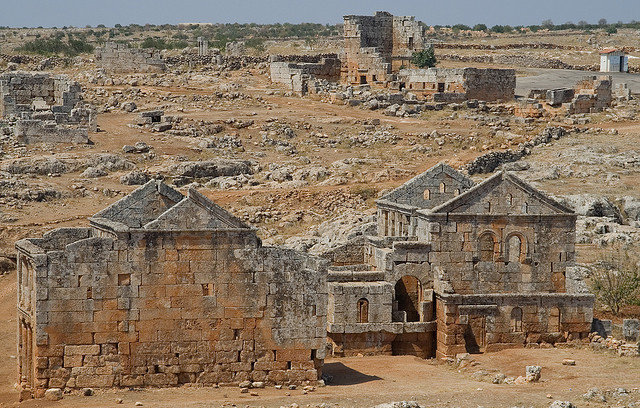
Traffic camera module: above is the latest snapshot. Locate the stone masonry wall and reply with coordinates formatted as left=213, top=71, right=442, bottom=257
left=436, top=293, right=594, bottom=358
left=16, top=227, right=327, bottom=397
left=397, top=68, right=515, bottom=102
left=95, top=42, right=166, bottom=73
left=270, top=58, right=341, bottom=95
left=0, top=72, right=82, bottom=118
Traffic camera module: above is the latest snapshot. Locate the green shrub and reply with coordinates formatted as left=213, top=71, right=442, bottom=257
left=410, top=47, right=436, bottom=68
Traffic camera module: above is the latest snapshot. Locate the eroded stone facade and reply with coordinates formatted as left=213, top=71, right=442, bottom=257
left=326, top=163, right=594, bottom=358
left=269, top=57, right=341, bottom=96
left=16, top=181, right=326, bottom=398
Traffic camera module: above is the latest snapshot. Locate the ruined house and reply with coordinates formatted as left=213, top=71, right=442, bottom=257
left=342, top=11, right=429, bottom=86
left=327, top=163, right=594, bottom=358
left=0, top=72, right=95, bottom=144
left=16, top=180, right=327, bottom=398
left=395, top=67, right=516, bottom=102
left=95, top=42, right=166, bottom=73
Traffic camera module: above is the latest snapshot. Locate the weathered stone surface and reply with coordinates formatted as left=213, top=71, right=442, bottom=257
left=623, top=319, right=639, bottom=342
left=16, top=180, right=327, bottom=396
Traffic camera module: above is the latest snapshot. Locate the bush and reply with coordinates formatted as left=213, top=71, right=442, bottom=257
left=17, top=38, right=94, bottom=56
left=587, top=246, right=640, bottom=315
left=410, top=47, right=436, bottom=68
left=606, top=26, right=618, bottom=34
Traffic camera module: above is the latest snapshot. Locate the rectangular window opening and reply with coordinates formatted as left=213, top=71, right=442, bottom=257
left=202, top=283, right=214, bottom=296
left=118, top=273, right=131, bottom=286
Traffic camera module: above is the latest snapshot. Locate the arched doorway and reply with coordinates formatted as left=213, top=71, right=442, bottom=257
left=395, top=276, right=422, bottom=322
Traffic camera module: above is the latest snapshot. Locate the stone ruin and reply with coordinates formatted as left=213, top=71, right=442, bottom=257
left=16, top=180, right=327, bottom=398
left=15, top=163, right=598, bottom=398
left=95, top=42, right=167, bottom=73
left=342, top=11, right=429, bottom=85
left=324, top=163, right=593, bottom=358
left=269, top=56, right=341, bottom=96
left=516, top=75, right=629, bottom=118
left=268, top=12, right=515, bottom=102
left=0, top=71, right=95, bottom=144
left=395, top=67, right=515, bottom=102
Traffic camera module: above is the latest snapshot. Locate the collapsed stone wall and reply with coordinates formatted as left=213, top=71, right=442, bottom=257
left=95, top=42, right=166, bottom=73
left=567, top=75, right=612, bottom=114
left=0, top=71, right=95, bottom=143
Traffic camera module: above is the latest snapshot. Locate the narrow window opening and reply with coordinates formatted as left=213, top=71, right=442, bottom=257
left=233, top=329, right=240, bottom=340
left=202, top=283, right=214, bottom=296
left=311, top=349, right=316, bottom=360
left=237, top=351, right=241, bottom=362
left=287, top=361, right=292, bottom=370
left=86, top=287, right=93, bottom=299
left=118, top=273, right=131, bottom=286
left=423, top=189, right=430, bottom=200
left=508, top=235, right=523, bottom=263
left=439, top=182, right=446, bottom=193
left=77, top=275, right=82, bottom=287
left=357, top=298, right=369, bottom=323
left=479, top=234, right=496, bottom=262
left=511, top=307, right=523, bottom=332
left=311, top=305, right=316, bottom=316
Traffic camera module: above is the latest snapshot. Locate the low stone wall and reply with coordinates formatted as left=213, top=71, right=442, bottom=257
left=14, top=120, right=88, bottom=144
left=95, top=42, right=166, bottom=73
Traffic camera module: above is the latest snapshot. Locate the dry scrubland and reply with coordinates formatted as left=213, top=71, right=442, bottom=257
left=0, top=25, right=640, bottom=407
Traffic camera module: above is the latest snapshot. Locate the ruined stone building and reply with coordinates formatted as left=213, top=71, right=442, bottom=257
left=16, top=181, right=327, bottom=398
left=269, top=12, right=515, bottom=102
left=516, top=75, right=617, bottom=118
left=396, top=67, right=516, bottom=102
left=269, top=56, right=341, bottom=96
left=342, top=11, right=429, bottom=86
left=326, top=163, right=594, bottom=358
left=95, top=42, right=166, bottom=73
left=0, top=72, right=95, bottom=144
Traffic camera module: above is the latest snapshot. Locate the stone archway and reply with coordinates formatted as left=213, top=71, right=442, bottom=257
left=395, top=275, right=422, bottom=322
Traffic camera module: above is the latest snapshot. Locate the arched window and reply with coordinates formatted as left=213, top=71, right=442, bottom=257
left=423, top=189, right=430, bottom=200
left=549, top=307, right=561, bottom=332
left=511, top=307, right=523, bottom=332
left=521, top=202, right=529, bottom=214
left=479, top=233, right=496, bottom=261
left=508, top=235, right=523, bottom=263
left=439, top=182, right=446, bottom=193
left=506, top=194, right=513, bottom=205
left=454, top=188, right=460, bottom=196
left=357, top=298, right=369, bottom=323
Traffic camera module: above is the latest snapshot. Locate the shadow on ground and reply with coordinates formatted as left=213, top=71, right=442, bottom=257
left=323, top=361, right=382, bottom=386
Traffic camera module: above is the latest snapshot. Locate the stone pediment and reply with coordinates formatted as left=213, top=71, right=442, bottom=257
left=424, top=171, right=573, bottom=216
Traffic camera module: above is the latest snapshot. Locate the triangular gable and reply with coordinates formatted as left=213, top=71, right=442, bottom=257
left=93, top=180, right=184, bottom=228
left=425, top=171, right=573, bottom=215
left=377, top=162, right=474, bottom=209
left=143, top=188, right=250, bottom=230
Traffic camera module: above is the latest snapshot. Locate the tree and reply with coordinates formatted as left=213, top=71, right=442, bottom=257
left=587, top=246, right=640, bottom=315
left=599, top=18, right=608, bottom=26
left=578, top=20, right=589, bottom=27
left=473, top=24, right=487, bottom=32
left=410, top=46, right=436, bottom=68
left=541, top=19, right=554, bottom=29
left=606, top=26, right=618, bottom=34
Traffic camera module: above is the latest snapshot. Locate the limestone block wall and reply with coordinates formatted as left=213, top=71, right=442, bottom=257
left=16, top=227, right=327, bottom=397
left=435, top=293, right=594, bottom=358
left=397, top=68, right=515, bottom=102
left=420, top=214, right=576, bottom=295
left=568, top=75, right=613, bottom=114
left=95, top=42, right=166, bottom=73
left=14, top=120, right=88, bottom=144
left=269, top=58, right=341, bottom=95
left=0, top=72, right=82, bottom=118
